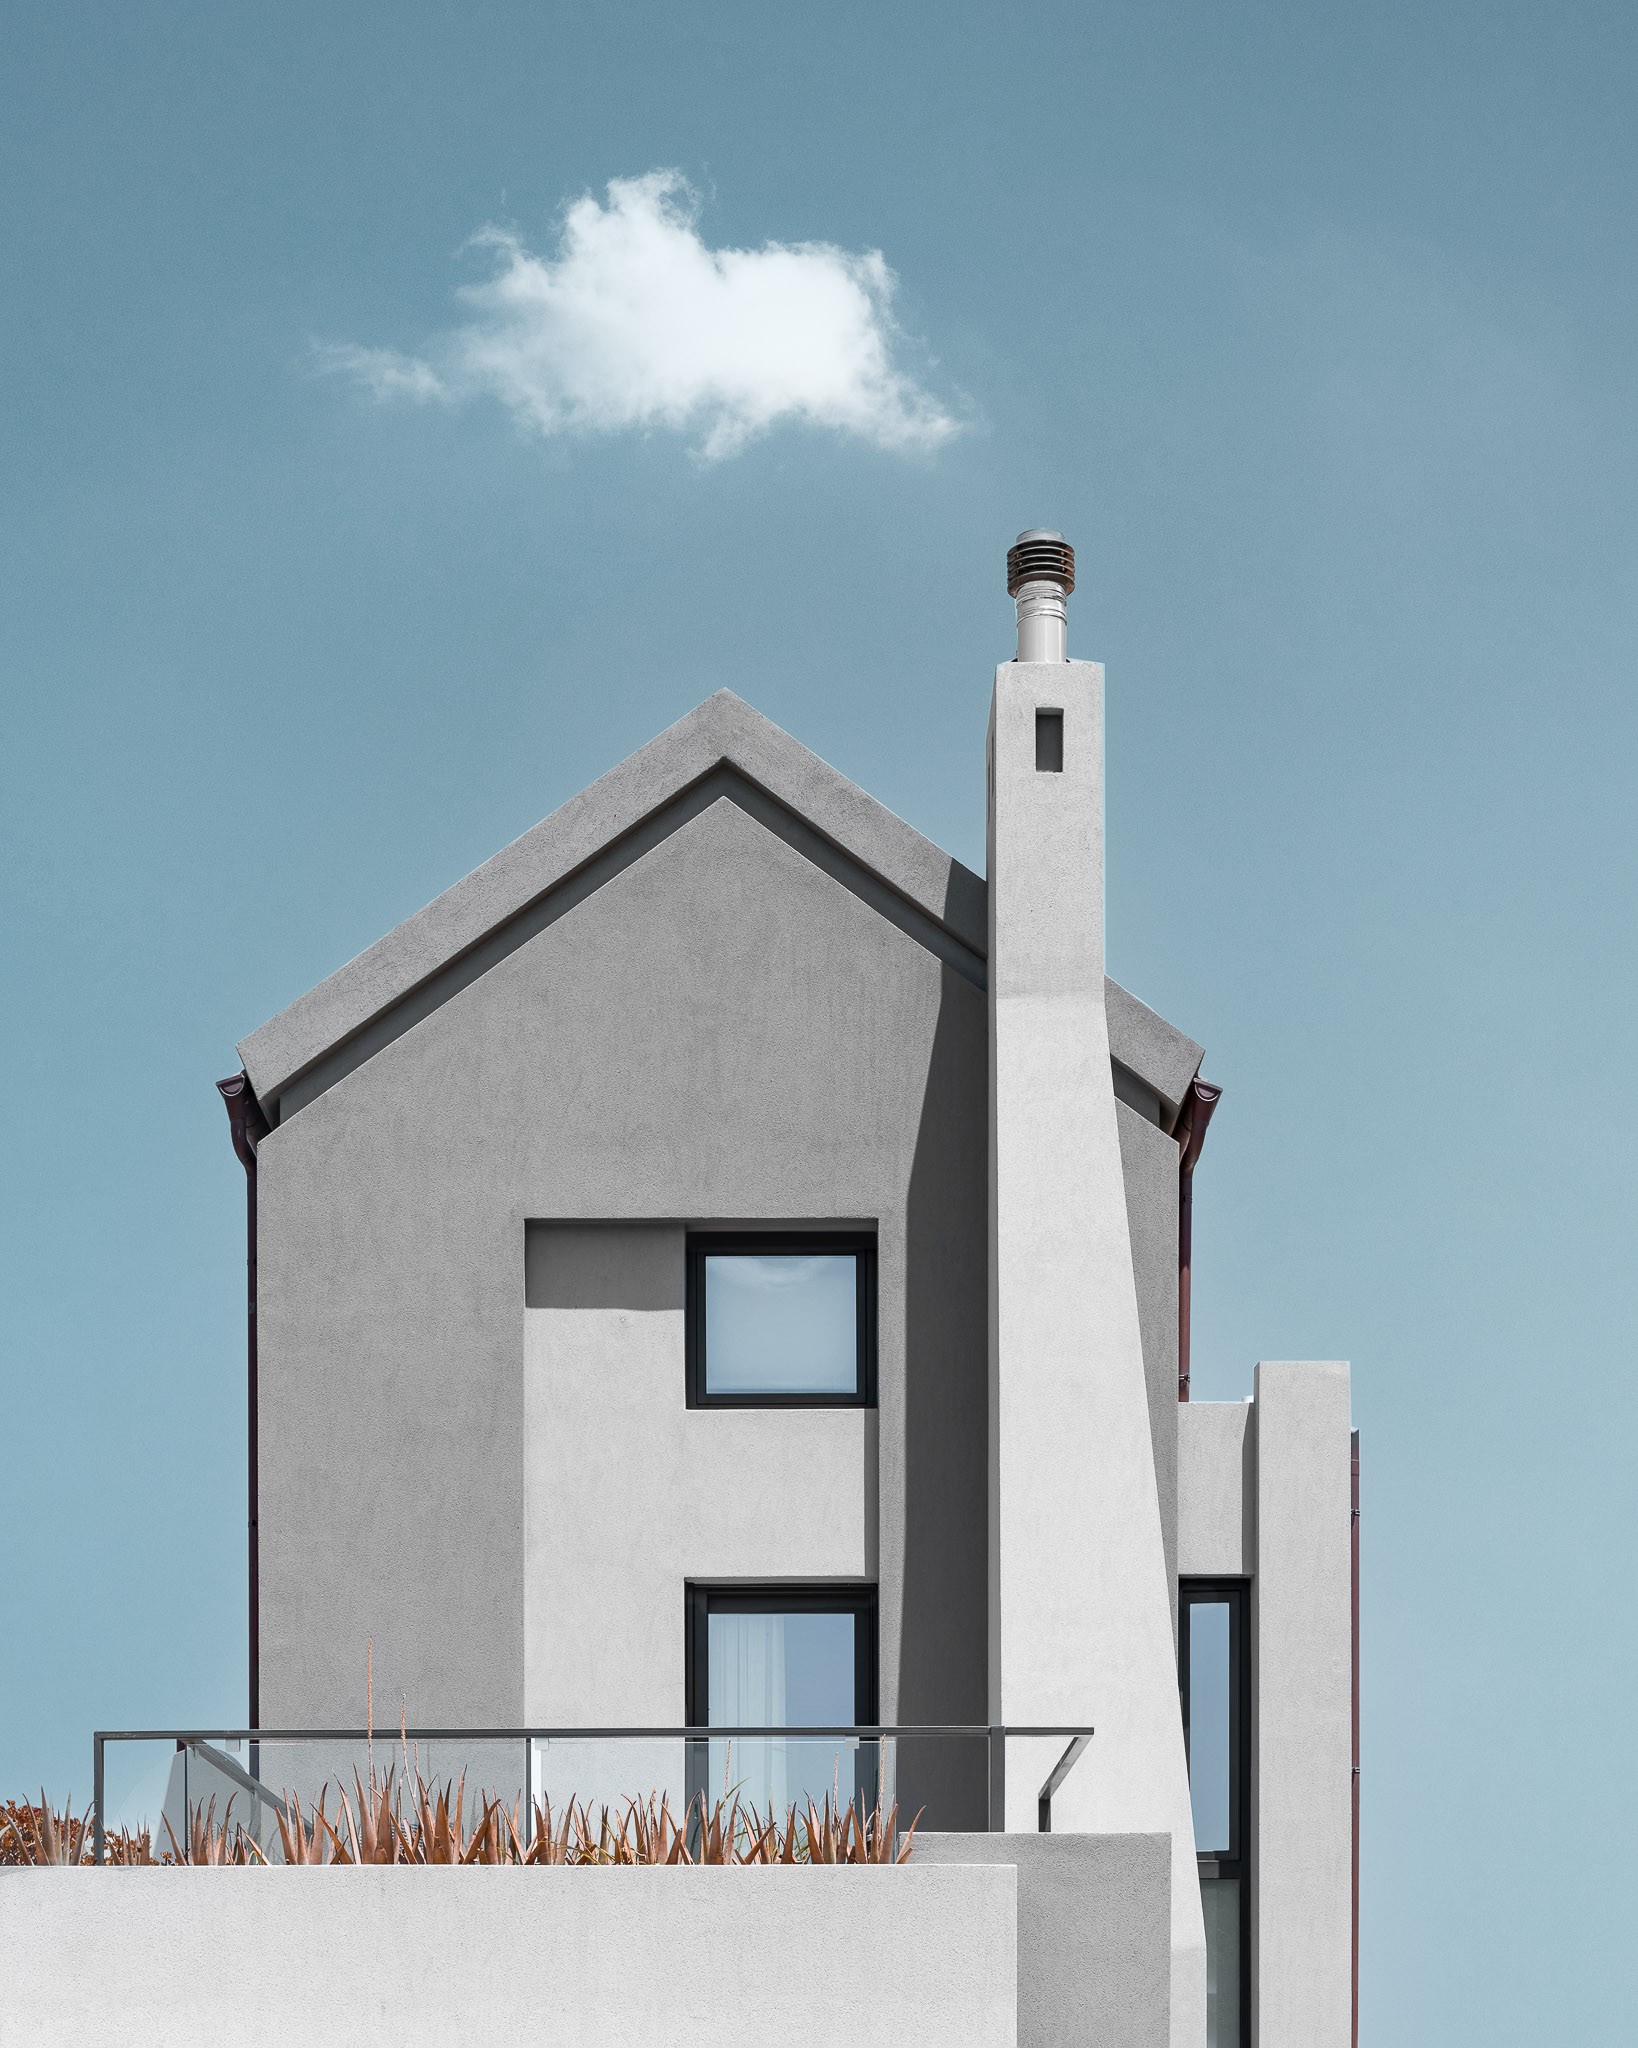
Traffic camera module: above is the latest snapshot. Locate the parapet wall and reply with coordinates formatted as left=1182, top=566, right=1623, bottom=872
left=919, top=1831, right=1171, bottom=2047
left=0, top=1863, right=1017, bottom=2048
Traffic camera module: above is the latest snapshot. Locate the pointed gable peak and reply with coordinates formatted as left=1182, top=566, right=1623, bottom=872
left=238, top=690, right=985, bottom=1115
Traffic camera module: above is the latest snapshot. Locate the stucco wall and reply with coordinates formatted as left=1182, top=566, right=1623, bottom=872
left=1115, top=1099, right=1182, bottom=1627
left=1176, top=1400, right=1254, bottom=1579
left=1253, top=1361, right=1353, bottom=2048
left=256, top=794, right=988, bottom=1811
left=918, top=1831, right=1171, bottom=2048
left=239, top=693, right=990, bottom=1111
left=986, top=661, right=1204, bottom=2048
left=0, top=1865, right=1017, bottom=2048
left=523, top=1220, right=874, bottom=1788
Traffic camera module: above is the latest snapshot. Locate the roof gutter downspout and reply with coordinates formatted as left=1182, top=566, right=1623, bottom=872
left=217, top=1072, right=269, bottom=1732
left=1174, top=1075, right=1222, bottom=1401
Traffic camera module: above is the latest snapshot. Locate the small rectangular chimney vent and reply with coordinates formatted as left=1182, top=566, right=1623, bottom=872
left=1035, top=709, right=1064, bottom=772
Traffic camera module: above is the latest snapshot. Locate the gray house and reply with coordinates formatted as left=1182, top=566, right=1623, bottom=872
left=216, top=533, right=1356, bottom=2048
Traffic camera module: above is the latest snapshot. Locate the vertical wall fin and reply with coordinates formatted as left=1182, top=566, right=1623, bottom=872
left=1253, top=1361, right=1354, bottom=2048
left=987, top=655, right=1206, bottom=2046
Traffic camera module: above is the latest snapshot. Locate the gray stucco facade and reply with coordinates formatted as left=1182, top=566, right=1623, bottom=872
left=257, top=783, right=991, bottom=1754
left=233, top=678, right=1355, bottom=2046
left=250, top=698, right=1191, bottom=1753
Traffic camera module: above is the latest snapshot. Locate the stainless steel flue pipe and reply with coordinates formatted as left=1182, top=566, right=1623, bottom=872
left=1006, top=529, right=1075, bottom=661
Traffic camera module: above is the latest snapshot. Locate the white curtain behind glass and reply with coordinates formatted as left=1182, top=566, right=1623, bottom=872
left=708, top=1611, right=790, bottom=1810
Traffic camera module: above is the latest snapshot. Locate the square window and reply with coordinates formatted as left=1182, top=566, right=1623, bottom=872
left=686, top=1233, right=876, bottom=1405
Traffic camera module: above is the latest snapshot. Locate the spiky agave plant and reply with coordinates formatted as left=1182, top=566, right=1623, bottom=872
left=621, top=1792, right=693, bottom=1865
left=798, top=1792, right=919, bottom=1865
left=518, top=1792, right=594, bottom=1865
left=0, top=1747, right=921, bottom=1869
left=106, top=1824, right=158, bottom=1866
left=163, top=1795, right=266, bottom=1867
left=0, top=1795, right=91, bottom=1866
left=276, top=1787, right=345, bottom=1866
left=398, top=1770, right=465, bottom=1864
left=332, top=1766, right=403, bottom=1865
left=1, top=1795, right=172, bottom=1868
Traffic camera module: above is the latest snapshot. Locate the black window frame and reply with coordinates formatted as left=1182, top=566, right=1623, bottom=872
left=685, top=1584, right=879, bottom=1816
left=685, top=1584, right=878, bottom=1728
left=1179, top=1578, right=1251, bottom=2048
left=685, top=1231, right=877, bottom=1409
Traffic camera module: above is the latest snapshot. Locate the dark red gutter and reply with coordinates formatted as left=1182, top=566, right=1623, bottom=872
left=1351, top=1427, right=1361, bottom=2047
left=1174, top=1075, right=1222, bottom=1401
left=217, top=1072, right=270, bottom=1731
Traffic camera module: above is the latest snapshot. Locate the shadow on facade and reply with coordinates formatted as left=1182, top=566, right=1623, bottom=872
left=899, top=961, right=990, bottom=1831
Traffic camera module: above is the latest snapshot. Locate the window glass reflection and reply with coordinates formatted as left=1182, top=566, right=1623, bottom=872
left=1187, top=1599, right=1232, bottom=1853
left=706, top=1607, right=857, bottom=1813
left=704, top=1253, right=858, bottom=1396
left=1201, top=1874, right=1242, bottom=2048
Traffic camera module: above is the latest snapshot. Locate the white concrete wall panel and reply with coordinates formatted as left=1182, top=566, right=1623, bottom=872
left=919, top=1831, right=1172, bottom=2048
left=523, top=1222, right=875, bottom=1730
left=0, top=1865, right=1018, bottom=2048
left=986, top=661, right=1205, bottom=2047
left=1176, top=1401, right=1255, bottom=1579
left=1115, top=1099, right=1185, bottom=1627
left=1253, top=1361, right=1352, bottom=2048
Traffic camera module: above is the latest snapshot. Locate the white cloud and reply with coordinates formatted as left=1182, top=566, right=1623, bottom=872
left=314, top=343, right=446, bottom=404
left=317, top=171, right=959, bottom=460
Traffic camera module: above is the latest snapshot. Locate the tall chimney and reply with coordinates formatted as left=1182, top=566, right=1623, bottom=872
left=987, top=529, right=1207, bottom=2046
left=1006, top=528, right=1075, bottom=663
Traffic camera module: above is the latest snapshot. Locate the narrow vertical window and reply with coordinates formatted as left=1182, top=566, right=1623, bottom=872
left=1035, top=708, right=1064, bottom=772
left=1181, top=1581, right=1250, bottom=2048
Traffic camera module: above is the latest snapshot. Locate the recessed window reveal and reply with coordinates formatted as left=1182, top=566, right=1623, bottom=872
left=1035, top=709, right=1064, bottom=772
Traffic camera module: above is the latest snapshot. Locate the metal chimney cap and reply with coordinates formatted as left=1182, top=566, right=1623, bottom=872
left=1007, top=530, right=1075, bottom=597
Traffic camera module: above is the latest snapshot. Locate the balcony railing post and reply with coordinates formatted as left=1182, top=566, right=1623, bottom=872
left=93, top=1733, right=105, bottom=1866
left=1035, top=1733, right=1091, bottom=1834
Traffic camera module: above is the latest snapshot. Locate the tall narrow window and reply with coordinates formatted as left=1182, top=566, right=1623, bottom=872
left=1180, top=1581, right=1250, bottom=2048
left=686, top=1232, right=876, bottom=1406
left=686, top=1587, right=877, bottom=1815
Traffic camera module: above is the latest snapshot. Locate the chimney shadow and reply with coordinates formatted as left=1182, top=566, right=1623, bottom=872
left=898, top=955, right=989, bottom=1831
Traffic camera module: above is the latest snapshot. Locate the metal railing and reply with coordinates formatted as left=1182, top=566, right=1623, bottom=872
left=91, top=1724, right=1092, bottom=1864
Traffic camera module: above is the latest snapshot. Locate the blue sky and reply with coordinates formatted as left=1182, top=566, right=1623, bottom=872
left=2, top=1, right=1634, bottom=2033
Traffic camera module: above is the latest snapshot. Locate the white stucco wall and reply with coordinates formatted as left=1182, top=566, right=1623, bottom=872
left=1176, top=1400, right=1255, bottom=1578
left=524, top=1222, right=874, bottom=1798
left=1253, top=1361, right=1352, bottom=2048
left=0, top=1864, right=1017, bottom=2048
left=918, top=1832, right=1172, bottom=2048
left=986, top=659, right=1205, bottom=2047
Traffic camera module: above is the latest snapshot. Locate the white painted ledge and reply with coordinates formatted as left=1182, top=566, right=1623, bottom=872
left=0, top=1863, right=1017, bottom=2048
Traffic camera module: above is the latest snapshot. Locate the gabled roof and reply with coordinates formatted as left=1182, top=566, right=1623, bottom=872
left=239, top=689, right=1201, bottom=1124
